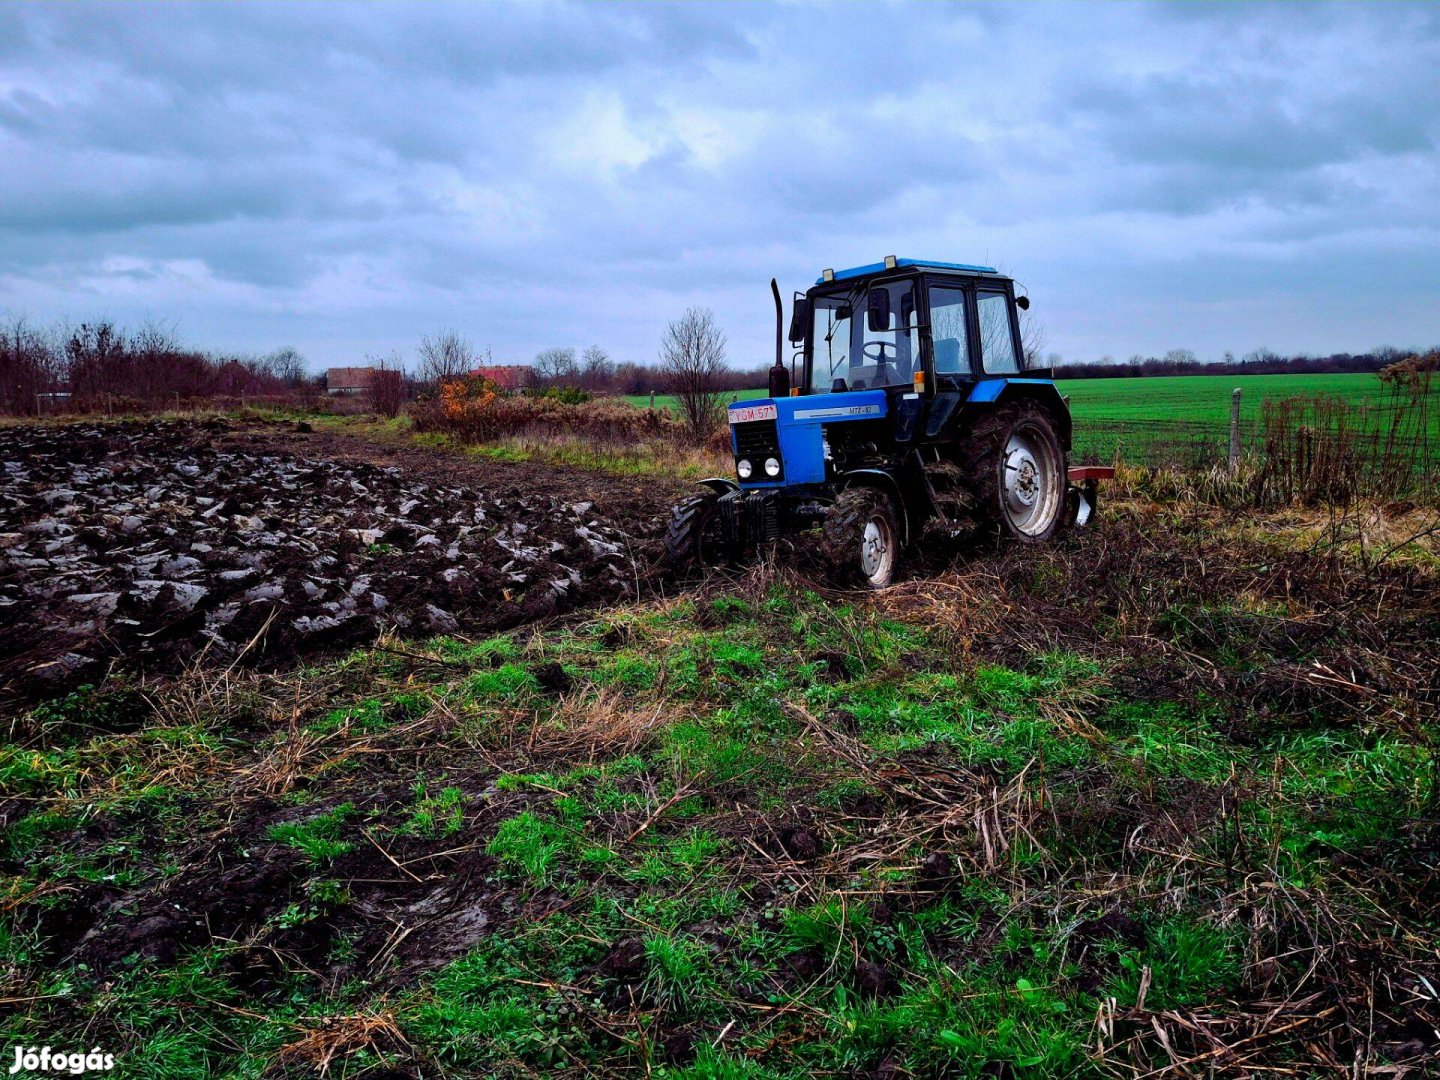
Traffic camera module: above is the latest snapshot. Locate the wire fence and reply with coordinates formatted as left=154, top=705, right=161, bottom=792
left=1072, top=375, right=1440, bottom=503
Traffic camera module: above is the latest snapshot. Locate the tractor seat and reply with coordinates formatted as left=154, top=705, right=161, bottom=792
left=849, top=363, right=880, bottom=388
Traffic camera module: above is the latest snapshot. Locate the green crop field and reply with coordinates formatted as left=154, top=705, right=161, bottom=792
left=1055, top=371, right=1427, bottom=461
left=631, top=372, right=1434, bottom=464
left=626, top=388, right=770, bottom=412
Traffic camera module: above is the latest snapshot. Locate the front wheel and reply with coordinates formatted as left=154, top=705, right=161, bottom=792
left=821, top=487, right=901, bottom=588
left=662, top=492, right=733, bottom=570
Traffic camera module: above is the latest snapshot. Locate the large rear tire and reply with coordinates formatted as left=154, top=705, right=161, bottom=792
left=821, top=487, right=901, bottom=588
left=956, top=401, right=1066, bottom=543
left=663, top=492, right=733, bottom=570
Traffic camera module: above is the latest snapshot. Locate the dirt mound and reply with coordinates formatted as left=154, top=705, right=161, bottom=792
left=0, top=419, right=670, bottom=703
left=76, top=842, right=308, bottom=967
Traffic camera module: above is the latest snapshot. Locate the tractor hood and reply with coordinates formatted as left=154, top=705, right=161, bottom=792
left=729, top=389, right=888, bottom=488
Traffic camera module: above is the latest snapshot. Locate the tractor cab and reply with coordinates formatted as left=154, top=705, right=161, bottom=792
left=796, top=257, right=1026, bottom=397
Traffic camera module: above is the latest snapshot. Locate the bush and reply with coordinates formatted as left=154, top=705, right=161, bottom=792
left=368, top=367, right=406, bottom=418
left=1256, top=375, right=1438, bottom=506
left=523, top=385, right=592, bottom=405
left=413, top=375, right=683, bottom=446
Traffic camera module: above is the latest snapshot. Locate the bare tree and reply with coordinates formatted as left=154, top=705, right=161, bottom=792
left=417, top=331, right=475, bottom=389
left=534, top=346, right=579, bottom=386
left=659, top=307, right=728, bottom=441
left=579, top=345, right=614, bottom=391
left=262, top=347, right=307, bottom=387
left=0, top=315, right=60, bottom=415
left=1020, top=308, right=1046, bottom=369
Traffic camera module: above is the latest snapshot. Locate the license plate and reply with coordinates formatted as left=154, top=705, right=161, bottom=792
left=729, top=404, right=777, bottom=424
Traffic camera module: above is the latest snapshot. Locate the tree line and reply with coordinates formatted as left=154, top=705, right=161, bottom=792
left=408, top=331, right=765, bottom=397
left=1052, top=346, right=1433, bottom=380
left=415, top=312, right=743, bottom=440
left=7, top=310, right=1428, bottom=420
left=0, top=316, right=755, bottom=417
left=0, top=316, right=310, bottom=415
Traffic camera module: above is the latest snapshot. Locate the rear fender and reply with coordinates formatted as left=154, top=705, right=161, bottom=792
left=966, top=379, right=1072, bottom=449
left=837, top=469, right=910, bottom=545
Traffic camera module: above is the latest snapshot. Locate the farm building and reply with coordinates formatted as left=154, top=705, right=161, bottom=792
left=325, top=367, right=376, bottom=395
left=473, top=365, right=533, bottom=390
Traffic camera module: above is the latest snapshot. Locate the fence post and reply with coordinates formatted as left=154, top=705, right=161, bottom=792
left=1228, top=387, right=1242, bottom=469
left=649, top=391, right=655, bottom=409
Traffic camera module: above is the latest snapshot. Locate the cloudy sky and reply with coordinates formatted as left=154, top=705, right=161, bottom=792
left=2, top=1, right=1437, bottom=372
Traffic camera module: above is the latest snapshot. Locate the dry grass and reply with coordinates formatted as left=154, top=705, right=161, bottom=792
left=527, top=686, right=671, bottom=762
left=276, top=1010, right=411, bottom=1075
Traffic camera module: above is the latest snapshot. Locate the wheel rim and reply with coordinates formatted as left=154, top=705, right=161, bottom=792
left=859, top=514, right=895, bottom=585
left=1002, top=424, right=1062, bottom=536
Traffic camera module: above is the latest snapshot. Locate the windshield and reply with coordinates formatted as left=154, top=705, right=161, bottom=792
left=807, top=279, right=919, bottom=393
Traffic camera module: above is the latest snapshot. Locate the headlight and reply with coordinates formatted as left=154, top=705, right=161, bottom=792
left=736, top=459, right=753, bottom=478
left=764, top=457, right=781, bottom=477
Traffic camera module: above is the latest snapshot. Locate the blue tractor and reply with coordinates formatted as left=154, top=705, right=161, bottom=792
left=664, top=257, right=1106, bottom=587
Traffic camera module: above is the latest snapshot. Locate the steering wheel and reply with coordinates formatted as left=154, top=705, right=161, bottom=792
left=862, top=340, right=906, bottom=384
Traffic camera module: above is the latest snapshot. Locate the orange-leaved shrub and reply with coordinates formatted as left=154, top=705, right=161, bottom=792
left=412, top=375, right=685, bottom=446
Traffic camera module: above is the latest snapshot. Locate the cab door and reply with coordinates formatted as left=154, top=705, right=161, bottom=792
left=975, top=288, right=1022, bottom=375
left=922, top=279, right=974, bottom=438
left=861, top=277, right=926, bottom=443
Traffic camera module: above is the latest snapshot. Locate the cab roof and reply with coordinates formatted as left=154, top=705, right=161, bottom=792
left=815, top=258, right=1002, bottom=285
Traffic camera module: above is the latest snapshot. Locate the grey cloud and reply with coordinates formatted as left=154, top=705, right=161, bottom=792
left=24, top=2, right=756, bottom=92
left=1065, top=69, right=1438, bottom=173
left=0, top=0, right=1437, bottom=368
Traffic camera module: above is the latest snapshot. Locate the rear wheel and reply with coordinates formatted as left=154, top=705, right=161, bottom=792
left=821, top=487, right=901, bottom=588
left=663, top=492, right=733, bottom=570
left=957, top=401, right=1066, bottom=542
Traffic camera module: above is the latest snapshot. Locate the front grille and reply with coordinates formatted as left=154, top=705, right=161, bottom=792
left=745, top=491, right=781, bottom=541
left=719, top=488, right=781, bottom=543
left=733, top=419, right=779, bottom=459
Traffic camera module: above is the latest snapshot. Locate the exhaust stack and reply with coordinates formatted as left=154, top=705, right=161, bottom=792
left=768, top=277, right=790, bottom=397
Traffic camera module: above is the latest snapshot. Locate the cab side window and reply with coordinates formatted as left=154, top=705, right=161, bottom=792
left=977, top=292, right=1019, bottom=375
left=928, top=285, right=970, bottom=377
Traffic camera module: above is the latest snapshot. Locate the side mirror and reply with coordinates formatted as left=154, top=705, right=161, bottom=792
left=867, top=289, right=891, bottom=332
left=1015, top=295, right=1030, bottom=311
left=788, top=298, right=810, bottom=343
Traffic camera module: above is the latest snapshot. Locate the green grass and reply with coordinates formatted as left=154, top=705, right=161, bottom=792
left=267, top=803, right=359, bottom=864
left=625, top=389, right=769, bottom=412
left=4, top=556, right=1435, bottom=1077
left=400, top=780, right=466, bottom=839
